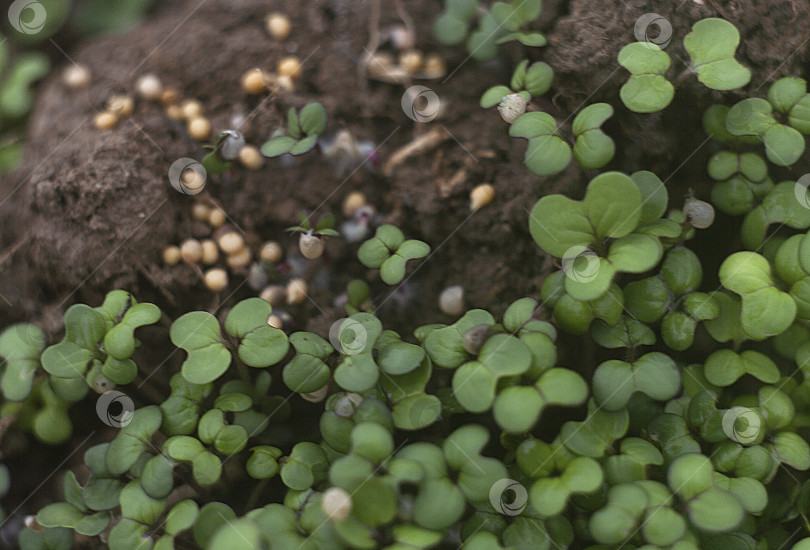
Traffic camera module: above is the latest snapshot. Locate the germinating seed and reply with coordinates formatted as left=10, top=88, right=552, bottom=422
left=238, top=145, right=264, bottom=170
left=62, top=64, right=91, bottom=89
left=265, top=13, right=291, bottom=40
left=162, top=245, right=181, bottom=266
left=300, top=385, right=329, bottom=403
left=241, top=69, right=267, bottom=95
left=106, top=95, right=134, bottom=117
left=191, top=203, right=211, bottom=222
left=136, top=73, right=163, bottom=100
left=277, top=56, right=302, bottom=79
left=260, top=285, right=286, bottom=306
left=259, top=241, right=283, bottom=263
left=181, top=99, right=203, bottom=120
left=342, top=191, right=367, bottom=217
left=439, top=285, right=465, bottom=316
left=227, top=247, right=252, bottom=269
left=208, top=208, right=226, bottom=228
left=470, top=183, right=495, bottom=212
left=93, top=111, right=118, bottom=130
left=497, top=93, right=527, bottom=124
left=334, top=393, right=363, bottom=417
left=188, top=117, right=211, bottom=141
left=286, top=278, right=307, bottom=304
left=180, top=239, right=203, bottom=264
left=200, top=240, right=219, bottom=265
left=204, top=268, right=228, bottom=292
left=218, top=232, right=245, bottom=255
left=299, top=233, right=325, bottom=260
left=219, top=130, right=246, bottom=161
left=684, top=197, right=715, bottom=229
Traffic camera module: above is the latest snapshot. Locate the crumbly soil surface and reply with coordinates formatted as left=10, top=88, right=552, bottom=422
left=1, top=0, right=809, bottom=536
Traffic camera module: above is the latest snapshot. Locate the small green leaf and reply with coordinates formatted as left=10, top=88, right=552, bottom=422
left=684, top=18, right=750, bottom=90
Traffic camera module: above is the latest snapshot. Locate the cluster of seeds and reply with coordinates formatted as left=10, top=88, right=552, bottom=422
left=161, top=202, right=309, bottom=312
left=241, top=55, right=303, bottom=97
left=366, top=50, right=446, bottom=84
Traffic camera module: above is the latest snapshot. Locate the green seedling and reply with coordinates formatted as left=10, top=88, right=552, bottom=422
left=683, top=18, right=751, bottom=91
left=357, top=224, right=430, bottom=285
left=261, top=102, right=327, bottom=157
left=618, top=42, right=674, bottom=113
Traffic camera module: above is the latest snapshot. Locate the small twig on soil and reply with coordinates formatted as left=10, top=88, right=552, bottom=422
left=383, top=126, right=451, bottom=176
left=0, top=235, right=29, bottom=271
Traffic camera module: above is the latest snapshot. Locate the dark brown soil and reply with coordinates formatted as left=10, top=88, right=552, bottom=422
left=2, top=0, right=809, bottom=337
left=0, top=0, right=809, bottom=543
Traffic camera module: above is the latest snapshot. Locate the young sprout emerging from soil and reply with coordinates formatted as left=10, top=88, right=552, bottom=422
left=357, top=224, right=430, bottom=285
left=287, top=211, right=340, bottom=260
left=202, top=130, right=246, bottom=174
left=261, top=102, right=328, bottom=157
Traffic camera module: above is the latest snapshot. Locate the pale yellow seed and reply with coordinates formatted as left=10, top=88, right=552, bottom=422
left=160, top=88, right=181, bottom=105
left=180, top=239, right=203, bottom=264
left=398, top=50, right=423, bottom=75
left=192, top=203, right=211, bottom=222
left=238, top=145, right=264, bottom=170
left=342, top=192, right=367, bottom=217
left=242, top=69, right=268, bottom=95
left=267, top=314, right=284, bottom=330
left=260, top=285, right=286, bottom=306
left=299, top=234, right=325, bottom=260
left=218, top=232, right=245, bottom=255
left=63, top=64, right=91, bottom=89
left=188, top=117, right=211, bottom=141
left=181, top=99, right=203, bottom=120
left=201, top=240, right=219, bottom=265
left=165, top=104, right=184, bottom=120
left=208, top=208, right=226, bottom=228
left=180, top=169, right=206, bottom=192
left=277, top=56, right=302, bottom=80
left=439, top=285, right=465, bottom=316
left=265, top=13, right=291, bottom=40
left=322, top=488, right=352, bottom=521
left=259, top=241, right=283, bottom=263
left=106, top=95, right=134, bottom=117
left=94, top=111, right=118, bottom=130
left=162, top=245, right=181, bottom=266
left=204, top=268, right=228, bottom=292
left=136, top=73, right=163, bottom=100
left=470, top=183, right=495, bottom=212
left=274, top=74, right=295, bottom=93
left=422, top=54, right=446, bottom=79
left=286, top=278, right=308, bottom=305
left=227, top=247, right=252, bottom=269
